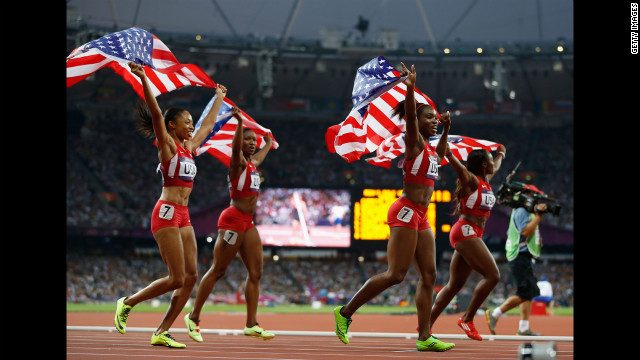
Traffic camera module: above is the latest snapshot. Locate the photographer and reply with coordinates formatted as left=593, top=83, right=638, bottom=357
left=486, top=200, right=547, bottom=336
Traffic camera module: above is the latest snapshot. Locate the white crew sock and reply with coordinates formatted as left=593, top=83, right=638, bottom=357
left=491, top=307, right=503, bottom=318
left=519, top=320, right=529, bottom=332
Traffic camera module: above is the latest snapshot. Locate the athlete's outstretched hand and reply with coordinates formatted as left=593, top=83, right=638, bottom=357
left=439, top=110, right=451, bottom=131
left=400, top=62, right=416, bottom=88
left=128, top=62, right=145, bottom=79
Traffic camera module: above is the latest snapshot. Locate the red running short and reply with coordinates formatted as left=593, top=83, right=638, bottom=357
left=449, top=218, right=484, bottom=248
left=150, top=200, right=191, bottom=234
left=218, top=205, right=255, bottom=233
left=386, top=196, right=430, bottom=231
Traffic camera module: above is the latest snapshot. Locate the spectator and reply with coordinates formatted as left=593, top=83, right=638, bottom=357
left=533, top=276, right=554, bottom=315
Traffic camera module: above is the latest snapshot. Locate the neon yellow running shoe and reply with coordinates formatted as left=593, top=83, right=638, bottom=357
left=416, top=335, right=455, bottom=352
left=150, top=331, right=186, bottom=348
left=243, top=324, right=275, bottom=340
left=184, top=314, right=203, bottom=342
left=114, top=297, right=132, bottom=334
left=333, top=306, right=352, bottom=344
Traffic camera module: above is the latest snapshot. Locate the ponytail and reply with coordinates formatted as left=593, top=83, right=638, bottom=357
left=134, top=100, right=187, bottom=139
left=452, top=179, right=463, bottom=216
left=135, top=100, right=155, bottom=139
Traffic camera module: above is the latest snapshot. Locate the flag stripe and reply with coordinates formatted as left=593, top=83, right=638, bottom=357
left=326, top=56, right=439, bottom=166
left=66, top=54, right=113, bottom=86
left=193, top=96, right=279, bottom=167
left=67, top=27, right=216, bottom=99
left=327, top=56, right=500, bottom=169
left=363, top=133, right=502, bottom=167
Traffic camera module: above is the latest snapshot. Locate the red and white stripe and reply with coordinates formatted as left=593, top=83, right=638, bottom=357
left=66, top=31, right=215, bottom=99
left=194, top=106, right=279, bottom=168
left=326, top=82, right=438, bottom=164
left=365, top=133, right=502, bottom=168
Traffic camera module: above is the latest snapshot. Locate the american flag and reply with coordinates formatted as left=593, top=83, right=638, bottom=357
left=325, top=56, right=439, bottom=164
left=66, top=27, right=216, bottom=99
left=192, top=96, right=278, bottom=167
left=365, top=133, right=503, bottom=168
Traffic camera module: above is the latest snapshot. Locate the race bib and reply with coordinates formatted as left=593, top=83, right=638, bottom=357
left=158, top=203, right=174, bottom=220
left=461, top=224, right=476, bottom=237
left=426, top=155, right=438, bottom=180
left=223, top=230, right=238, bottom=245
left=480, top=190, right=496, bottom=210
left=178, top=157, right=197, bottom=180
left=396, top=206, right=414, bottom=223
left=249, top=171, right=261, bottom=191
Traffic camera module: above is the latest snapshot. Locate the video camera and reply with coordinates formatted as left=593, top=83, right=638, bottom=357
left=495, top=161, right=562, bottom=217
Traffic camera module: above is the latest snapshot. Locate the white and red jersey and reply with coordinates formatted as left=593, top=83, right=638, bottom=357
left=228, top=161, right=260, bottom=199
left=403, top=143, right=438, bottom=187
left=460, top=176, right=495, bottom=217
left=157, top=141, right=196, bottom=188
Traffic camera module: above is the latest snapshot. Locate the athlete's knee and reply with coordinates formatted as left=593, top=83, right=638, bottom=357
left=385, top=270, right=407, bottom=285
left=422, top=268, right=437, bottom=286
left=184, top=270, right=198, bottom=287
left=167, top=273, right=185, bottom=290
left=246, top=267, right=263, bottom=282
left=484, top=267, right=500, bottom=286
left=209, top=265, right=228, bottom=281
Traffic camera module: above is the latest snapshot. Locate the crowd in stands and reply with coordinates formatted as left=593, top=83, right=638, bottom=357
left=67, top=104, right=573, bottom=233
left=66, top=252, right=573, bottom=311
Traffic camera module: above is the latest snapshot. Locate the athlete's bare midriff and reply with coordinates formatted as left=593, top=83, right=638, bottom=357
left=402, top=181, right=434, bottom=208
left=159, top=186, right=192, bottom=206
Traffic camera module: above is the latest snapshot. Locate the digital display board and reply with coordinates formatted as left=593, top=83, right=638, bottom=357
left=353, top=188, right=451, bottom=240
left=254, top=188, right=351, bottom=247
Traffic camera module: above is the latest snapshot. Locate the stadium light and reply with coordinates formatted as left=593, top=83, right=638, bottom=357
left=556, top=36, right=567, bottom=53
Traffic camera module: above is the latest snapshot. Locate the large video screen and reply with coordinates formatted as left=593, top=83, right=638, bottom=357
left=254, top=188, right=351, bottom=247
left=352, top=188, right=452, bottom=240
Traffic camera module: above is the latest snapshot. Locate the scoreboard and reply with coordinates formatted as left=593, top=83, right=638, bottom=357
left=353, top=188, right=452, bottom=241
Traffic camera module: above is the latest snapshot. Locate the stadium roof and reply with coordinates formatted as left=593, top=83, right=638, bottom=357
left=67, top=0, right=573, bottom=47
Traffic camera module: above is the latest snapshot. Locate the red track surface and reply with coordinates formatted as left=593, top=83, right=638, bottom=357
left=67, top=311, right=574, bottom=359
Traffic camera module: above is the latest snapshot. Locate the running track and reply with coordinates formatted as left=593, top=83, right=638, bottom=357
left=67, top=312, right=574, bottom=359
